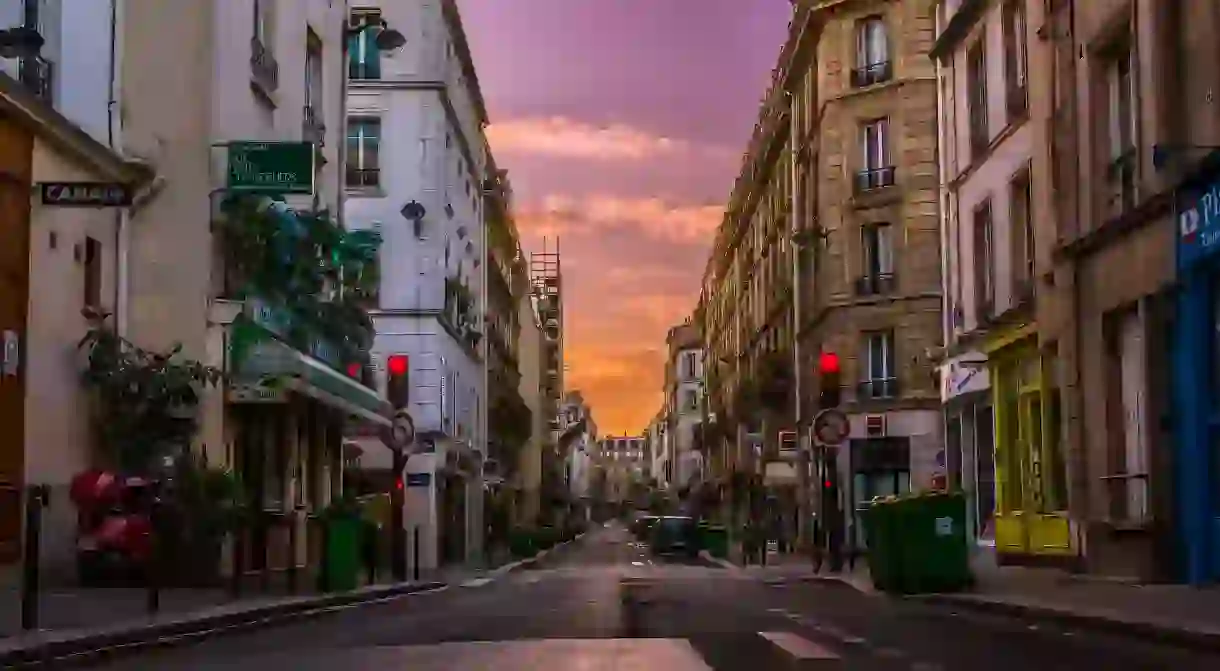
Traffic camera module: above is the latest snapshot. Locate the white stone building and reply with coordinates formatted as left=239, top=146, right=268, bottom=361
left=342, top=0, right=490, bottom=570
left=664, top=323, right=704, bottom=488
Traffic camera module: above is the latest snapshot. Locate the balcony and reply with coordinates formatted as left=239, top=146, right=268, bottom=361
left=18, top=56, right=53, bottom=104
left=853, top=166, right=896, bottom=194
left=250, top=36, right=279, bottom=95
left=850, top=61, right=892, bottom=88
left=858, top=377, right=899, bottom=400
left=349, top=61, right=380, bottom=81
left=302, top=105, right=326, bottom=146
left=854, top=273, right=896, bottom=296
left=345, top=167, right=380, bottom=189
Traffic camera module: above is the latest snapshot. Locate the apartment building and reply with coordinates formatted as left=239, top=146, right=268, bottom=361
left=931, top=0, right=1039, bottom=559
left=1046, top=0, right=1217, bottom=584
left=482, top=155, right=534, bottom=525
left=343, top=0, right=490, bottom=569
left=514, top=283, right=545, bottom=526
left=663, top=322, right=704, bottom=488
left=1, top=0, right=373, bottom=580
left=556, top=391, right=595, bottom=518
left=644, top=410, right=669, bottom=487
left=596, top=436, right=648, bottom=504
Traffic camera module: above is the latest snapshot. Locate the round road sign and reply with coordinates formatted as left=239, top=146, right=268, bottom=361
left=813, top=408, right=850, bottom=445
left=381, top=409, right=416, bottom=451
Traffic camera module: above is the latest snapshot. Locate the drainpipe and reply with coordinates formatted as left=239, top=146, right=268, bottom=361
left=108, top=0, right=129, bottom=337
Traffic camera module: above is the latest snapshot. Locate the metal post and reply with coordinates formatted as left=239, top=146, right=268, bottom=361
left=21, top=485, right=48, bottom=631
left=287, top=506, right=299, bottom=593
left=146, top=496, right=162, bottom=615
left=412, top=526, right=421, bottom=581
left=390, top=450, right=407, bottom=581
left=788, top=90, right=812, bottom=557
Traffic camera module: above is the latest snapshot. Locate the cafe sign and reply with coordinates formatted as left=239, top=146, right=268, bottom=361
left=226, top=141, right=315, bottom=195
left=40, top=182, right=133, bottom=207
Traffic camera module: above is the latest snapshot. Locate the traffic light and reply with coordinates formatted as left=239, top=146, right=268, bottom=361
left=817, top=351, right=842, bottom=409
left=386, top=354, right=410, bottom=410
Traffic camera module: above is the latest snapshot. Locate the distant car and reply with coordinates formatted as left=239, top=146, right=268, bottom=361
left=631, top=515, right=658, bottom=540
left=649, top=515, right=698, bottom=558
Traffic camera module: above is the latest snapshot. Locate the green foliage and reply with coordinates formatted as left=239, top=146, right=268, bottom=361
left=166, top=450, right=248, bottom=542
left=78, top=311, right=223, bottom=473
left=218, top=195, right=382, bottom=367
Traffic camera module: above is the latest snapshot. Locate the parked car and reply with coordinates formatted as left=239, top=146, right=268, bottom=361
left=649, top=515, right=698, bottom=559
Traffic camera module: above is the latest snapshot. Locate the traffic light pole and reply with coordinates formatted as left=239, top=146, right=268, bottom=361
left=390, top=448, right=407, bottom=581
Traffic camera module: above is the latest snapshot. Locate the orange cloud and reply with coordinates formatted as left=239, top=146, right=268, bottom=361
left=486, top=117, right=693, bottom=160
left=518, top=194, right=723, bottom=244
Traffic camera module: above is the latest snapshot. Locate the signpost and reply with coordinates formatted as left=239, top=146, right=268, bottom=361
left=226, top=141, right=315, bottom=194
left=813, top=408, right=849, bottom=446
left=39, top=182, right=133, bottom=207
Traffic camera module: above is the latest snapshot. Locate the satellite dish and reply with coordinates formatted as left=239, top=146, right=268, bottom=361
left=400, top=200, right=426, bottom=221
left=375, top=28, right=407, bottom=51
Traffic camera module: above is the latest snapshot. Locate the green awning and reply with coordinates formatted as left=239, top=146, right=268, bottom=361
left=235, top=338, right=392, bottom=427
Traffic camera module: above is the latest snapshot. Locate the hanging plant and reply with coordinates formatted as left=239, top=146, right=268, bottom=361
left=78, top=310, right=224, bottom=474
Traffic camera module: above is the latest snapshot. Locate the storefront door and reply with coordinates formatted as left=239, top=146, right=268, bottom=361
left=0, top=116, right=32, bottom=565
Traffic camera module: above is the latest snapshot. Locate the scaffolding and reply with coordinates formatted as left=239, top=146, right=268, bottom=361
left=531, top=238, right=567, bottom=515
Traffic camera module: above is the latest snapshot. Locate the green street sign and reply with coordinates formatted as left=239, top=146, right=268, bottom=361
left=227, top=141, right=315, bottom=194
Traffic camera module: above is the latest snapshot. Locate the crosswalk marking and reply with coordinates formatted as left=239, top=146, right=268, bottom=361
left=759, top=631, right=841, bottom=660
left=461, top=577, right=492, bottom=588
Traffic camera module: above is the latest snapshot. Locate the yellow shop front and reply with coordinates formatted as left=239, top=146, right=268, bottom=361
left=985, top=324, right=1077, bottom=566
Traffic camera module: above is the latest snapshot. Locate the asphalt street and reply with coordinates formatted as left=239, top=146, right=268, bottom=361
left=89, top=522, right=1220, bottom=670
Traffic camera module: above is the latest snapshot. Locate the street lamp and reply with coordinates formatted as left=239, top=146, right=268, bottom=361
left=345, top=19, right=407, bottom=52
left=0, top=26, right=44, bottom=60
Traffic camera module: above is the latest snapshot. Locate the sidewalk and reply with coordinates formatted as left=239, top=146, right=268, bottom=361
left=701, top=548, right=876, bottom=594
left=910, top=552, right=1220, bottom=650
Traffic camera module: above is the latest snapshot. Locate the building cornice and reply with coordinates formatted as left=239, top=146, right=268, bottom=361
left=0, top=73, right=153, bottom=184
left=440, top=0, right=490, bottom=127
left=930, top=0, right=987, bottom=61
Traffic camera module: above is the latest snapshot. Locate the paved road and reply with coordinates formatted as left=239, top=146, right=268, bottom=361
left=93, top=522, right=1220, bottom=670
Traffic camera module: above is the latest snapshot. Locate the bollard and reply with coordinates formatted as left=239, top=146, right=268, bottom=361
left=21, top=485, right=49, bottom=631
left=146, top=497, right=162, bottom=615
left=365, top=524, right=377, bottom=586
left=411, top=526, right=420, bottom=582
left=231, top=520, right=246, bottom=598
left=287, top=508, right=300, bottom=594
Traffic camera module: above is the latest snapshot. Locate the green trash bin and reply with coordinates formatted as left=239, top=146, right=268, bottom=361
left=701, top=525, right=729, bottom=558
left=322, top=516, right=363, bottom=592
left=899, top=492, right=972, bottom=594
left=862, top=499, right=903, bottom=593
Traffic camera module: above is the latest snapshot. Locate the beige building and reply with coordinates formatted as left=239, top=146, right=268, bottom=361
left=0, top=74, right=153, bottom=571
left=514, top=285, right=545, bottom=526
left=702, top=0, right=943, bottom=548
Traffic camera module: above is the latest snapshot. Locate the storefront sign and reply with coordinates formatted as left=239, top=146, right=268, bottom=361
left=226, top=141, right=315, bottom=194
left=1177, top=172, right=1220, bottom=271
left=40, top=182, right=133, bottom=207
left=940, top=355, right=990, bottom=402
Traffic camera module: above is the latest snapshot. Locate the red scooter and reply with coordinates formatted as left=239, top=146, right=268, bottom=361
left=69, top=470, right=155, bottom=586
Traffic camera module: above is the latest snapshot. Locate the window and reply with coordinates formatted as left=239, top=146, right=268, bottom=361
left=967, top=37, right=989, bottom=157
left=250, top=0, right=279, bottom=95
left=349, top=10, right=382, bottom=80
left=856, top=118, right=894, bottom=192
left=346, top=117, right=381, bottom=188
left=682, top=351, right=698, bottom=380
left=304, top=31, right=324, bottom=144
left=853, top=16, right=890, bottom=87
left=683, top=389, right=699, bottom=412
left=83, top=237, right=102, bottom=308
left=1002, top=0, right=1028, bottom=121
left=1104, top=306, right=1149, bottom=523
left=1009, top=168, right=1034, bottom=304
left=973, top=200, right=995, bottom=322
left=858, top=222, right=894, bottom=295
left=862, top=331, right=897, bottom=399
left=1107, top=43, right=1138, bottom=214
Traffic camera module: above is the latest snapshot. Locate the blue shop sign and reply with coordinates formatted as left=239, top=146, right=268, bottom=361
left=1176, top=172, right=1220, bottom=271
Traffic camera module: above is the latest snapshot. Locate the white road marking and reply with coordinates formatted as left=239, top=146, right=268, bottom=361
left=797, top=618, right=866, bottom=644
left=461, top=577, right=492, bottom=588
left=760, top=631, right=841, bottom=660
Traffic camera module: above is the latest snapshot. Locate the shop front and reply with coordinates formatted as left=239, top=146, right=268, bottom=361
left=985, top=324, right=1075, bottom=566
left=1171, top=150, right=1220, bottom=584
left=940, top=352, right=994, bottom=545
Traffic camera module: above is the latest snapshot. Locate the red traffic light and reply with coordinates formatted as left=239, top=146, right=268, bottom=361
left=824, top=480, right=833, bottom=488
left=387, top=354, right=409, bottom=377
left=819, top=351, right=840, bottom=374
left=395, top=476, right=404, bottom=491
left=346, top=363, right=361, bottom=378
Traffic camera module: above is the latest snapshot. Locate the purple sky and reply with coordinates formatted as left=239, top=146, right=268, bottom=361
left=461, top=0, right=792, bottom=434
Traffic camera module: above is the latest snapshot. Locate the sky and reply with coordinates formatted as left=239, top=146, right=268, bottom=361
left=461, top=0, right=793, bottom=436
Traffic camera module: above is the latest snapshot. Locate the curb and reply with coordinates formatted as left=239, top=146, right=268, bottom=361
left=494, top=531, right=589, bottom=574
left=911, top=593, right=1220, bottom=652
left=0, top=580, right=445, bottom=669
left=698, top=550, right=741, bottom=572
